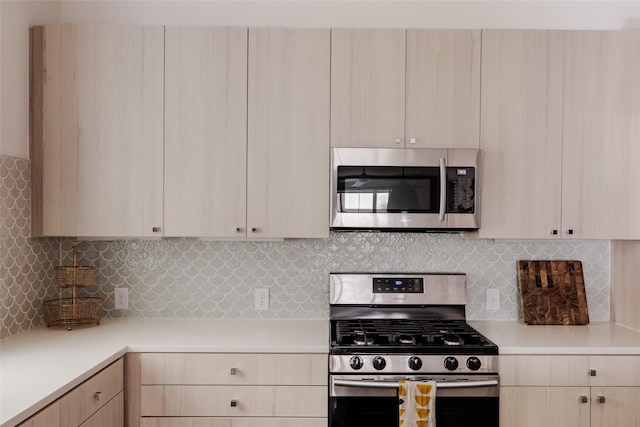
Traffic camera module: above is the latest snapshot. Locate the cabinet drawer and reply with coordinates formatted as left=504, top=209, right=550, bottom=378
left=18, top=400, right=60, bottom=427
left=141, top=417, right=327, bottom=427
left=141, top=385, right=327, bottom=417
left=500, top=355, right=589, bottom=386
left=79, top=391, right=124, bottom=427
left=589, top=356, right=640, bottom=386
left=141, top=353, right=327, bottom=385
left=61, top=359, right=124, bottom=426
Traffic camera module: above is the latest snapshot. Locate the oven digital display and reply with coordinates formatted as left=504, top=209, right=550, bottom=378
left=373, top=278, right=424, bottom=293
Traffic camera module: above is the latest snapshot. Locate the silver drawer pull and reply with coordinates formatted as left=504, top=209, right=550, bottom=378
left=230, top=368, right=238, bottom=375
left=588, top=369, right=597, bottom=377
left=597, top=395, right=606, bottom=404
left=579, top=395, right=588, bottom=403
left=93, top=391, right=102, bottom=401
left=230, top=399, right=238, bottom=407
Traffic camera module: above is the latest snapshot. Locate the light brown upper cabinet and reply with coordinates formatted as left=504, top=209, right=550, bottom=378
left=562, top=31, right=640, bottom=240
left=479, top=30, right=564, bottom=239
left=31, top=24, right=164, bottom=238
left=164, top=27, right=330, bottom=238
left=247, top=28, right=331, bottom=238
left=163, top=27, right=248, bottom=238
left=330, top=28, right=481, bottom=149
left=480, top=29, right=640, bottom=240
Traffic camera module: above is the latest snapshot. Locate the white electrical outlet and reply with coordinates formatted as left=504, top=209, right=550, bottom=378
left=486, top=288, right=500, bottom=311
left=115, top=288, right=129, bottom=310
left=255, top=288, right=269, bottom=311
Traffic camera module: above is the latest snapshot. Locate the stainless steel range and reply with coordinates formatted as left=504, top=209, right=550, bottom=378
left=329, top=273, right=499, bottom=427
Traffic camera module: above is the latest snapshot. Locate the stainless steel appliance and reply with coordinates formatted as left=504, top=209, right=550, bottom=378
left=329, top=273, right=499, bottom=427
left=330, top=148, right=480, bottom=231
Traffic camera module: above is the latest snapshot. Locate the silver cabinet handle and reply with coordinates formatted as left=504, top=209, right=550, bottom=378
left=579, top=395, right=588, bottom=403
left=251, top=227, right=258, bottom=233
left=230, top=399, right=238, bottom=407
left=409, top=137, right=417, bottom=144
left=439, top=157, right=446, bottom=222
left=152, top=227, right=161, bottom=233
left=230, top=368, right=238, bottom=375
left=551, top=229, right=558, bottom=235
left=597, top=395, right=606, bottom=404
left=567, top=229, right=574, bottom=235
left=93, top=391, right=102, bottom=401
left=588, top=369, right=597, bottom=377
left=234, top=227, right=242, bottom=233
left=394, top=137, right=402, bottom=145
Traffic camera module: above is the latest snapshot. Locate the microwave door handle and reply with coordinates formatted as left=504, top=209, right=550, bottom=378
left=439, top=157, right=446, bottom=222
left=333, top=379, right=499, bottom=389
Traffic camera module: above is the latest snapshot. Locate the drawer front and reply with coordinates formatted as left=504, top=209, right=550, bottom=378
left=589, top=356, right=640, bottom=386
left=141, top=385, right=327, bottom=417
left=61, top=359, right=124, bottom=426
left=79, top=391, right=124, bottom=427
left=500, top=355, right=589, bottom=386
left=141, top=417, right=327, bottom=427
left=141, top=353, right=327, bottom=385
left=18, top=400, right=61, bottom=427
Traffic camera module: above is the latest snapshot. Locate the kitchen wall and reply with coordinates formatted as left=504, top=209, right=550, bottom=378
left=64, top=235, right=610, bottom=322
left=1, top=1, right=634, bottom=339
left=0, top=155, right=59, bottom=339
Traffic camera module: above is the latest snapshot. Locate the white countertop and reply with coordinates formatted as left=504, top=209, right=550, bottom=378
left=471, top=320, right=640, bottom=355
left=0, top=318, right=329, bottom=427
left=2, top=319, right=640, bottom=427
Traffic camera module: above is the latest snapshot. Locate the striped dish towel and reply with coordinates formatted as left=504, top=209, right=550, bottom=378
left=398, top=380, right=436, bottom=427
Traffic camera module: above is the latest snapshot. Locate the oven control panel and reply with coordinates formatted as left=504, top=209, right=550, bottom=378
left=330, top=354, right=498, bottom=375
left=373, top=277, right=424, bottom=293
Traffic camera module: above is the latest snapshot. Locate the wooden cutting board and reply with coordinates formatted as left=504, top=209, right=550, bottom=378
left=517, top=260, right=589, bottom=325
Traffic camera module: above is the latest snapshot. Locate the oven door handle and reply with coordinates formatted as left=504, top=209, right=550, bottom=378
left=333, top=379, right=499, bottom=389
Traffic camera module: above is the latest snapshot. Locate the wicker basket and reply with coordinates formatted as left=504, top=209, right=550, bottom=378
left=54, top=266, right=96, bottom=288
left=43, top=297, right=104, bottom=330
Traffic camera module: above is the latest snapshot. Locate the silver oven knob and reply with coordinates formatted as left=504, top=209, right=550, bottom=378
left=372, top=356, right=386, bottom=371
left=349, top=356, right=363, bottom=370
left=444, top=356, right=459, bottom=371
left=408, top=356, right=423, bottom=371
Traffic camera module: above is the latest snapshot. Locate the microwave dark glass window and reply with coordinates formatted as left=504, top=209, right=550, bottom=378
left=336, top=166, right=441, bottom=214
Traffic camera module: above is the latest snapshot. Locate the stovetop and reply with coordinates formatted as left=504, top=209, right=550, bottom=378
left=331, top=318, right=498, bottom=355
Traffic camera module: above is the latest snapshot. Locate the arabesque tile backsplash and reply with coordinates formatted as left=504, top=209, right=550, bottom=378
left=1, top=154, right=610, bottom=339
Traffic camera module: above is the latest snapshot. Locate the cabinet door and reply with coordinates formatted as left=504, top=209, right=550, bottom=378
left=330, top=28, right=406, bottom=148
left=405, top=29, right=481, bottom=149
left=79, top=392, right=124, bottom=427
left=247, top=28, right=330, bottom=238
left=591, top=387, right=640, bottom=427
left=500, top=387, right=590, bottom=427
left=562, top=31, right=640, bottom=239
left=164, top=27, right=248, bottom=237
left=51, top=25, right=164, bottom=237
left=479, top=30, right=565, bottom=239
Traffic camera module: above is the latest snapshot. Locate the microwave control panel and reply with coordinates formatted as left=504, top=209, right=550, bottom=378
left=447, top=167, right=475, bottom=213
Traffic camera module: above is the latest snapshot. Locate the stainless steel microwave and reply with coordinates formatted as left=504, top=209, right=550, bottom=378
left=330, top=148, right=480, bottom=231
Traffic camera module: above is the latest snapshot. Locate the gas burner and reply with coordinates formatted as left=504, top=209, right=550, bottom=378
left=443, top=334, right=461, bottom=346
left=353, top=335, right=375, bottom=346
left=395, top=334, right=416, bottom=345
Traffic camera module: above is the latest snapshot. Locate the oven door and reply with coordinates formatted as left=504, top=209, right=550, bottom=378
left=329, top=374, right=499, bottom=427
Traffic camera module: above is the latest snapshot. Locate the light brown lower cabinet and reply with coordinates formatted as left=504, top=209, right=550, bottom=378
left=500, top=355, right=640, bottom=427
left=138, top=353, right=328, bottom=426
left=18, top=358, right=124, bottom=427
